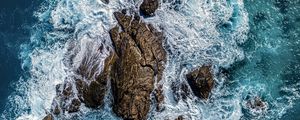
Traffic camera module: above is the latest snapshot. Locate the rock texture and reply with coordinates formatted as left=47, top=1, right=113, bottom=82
left=110, top=11, right=166, bottom=119
left=175, top=115, right=184, bottom=120
left=43, top=114, right=53, bottom=120
left=140, top=0, right=159, bottom=16
left=246, top=96, right=267, bottom=111
left=45, top=49, right=117, bottom=119
left=76, top=51, right=117, bottom=108
left=171, top=82, right=192, bottom=102
left=186, top=66, right=214, bottom=99
left=44, top=3, right=166, bottom=119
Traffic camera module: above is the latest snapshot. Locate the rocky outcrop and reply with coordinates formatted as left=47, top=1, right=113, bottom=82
left=110, top=11, right=166, bottom=120
left=186, top=65, right=214, bottom=99
left=44, top=3, right=166, bottom=119
left=140, top=0, right=159, bottom=16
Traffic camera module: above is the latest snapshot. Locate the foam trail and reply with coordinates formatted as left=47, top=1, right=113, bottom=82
left=146, top=0, right=249, bottom=119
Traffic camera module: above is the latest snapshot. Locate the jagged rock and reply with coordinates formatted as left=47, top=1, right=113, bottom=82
left=78, top=51, right=117, bottom=108
left=246, top=96, right=267, bottom=111
left=49, top=48, right=117, bottom=115
left=154, top=85, right=164, bottom=111
left=67, top=98, right=81, bottom=113
left=52, top=105, right=61, bottom=115
left=175, top=115, right=184, bottom=120
left=110, top=11, right=166, bottom=120
left=42, top=114, right=53, bottom=120
left=140, top=0, right=159, bottom=16
left=186, top=65, right=214, bottom=99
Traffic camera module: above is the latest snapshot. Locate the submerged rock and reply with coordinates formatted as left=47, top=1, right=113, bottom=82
left=186, top=65, right=214, bottom=99
left=246, top=96, right=267, bottom=111
left=101, top=0, right=109, bottom=4
left=110, top=11, right=166, bottom=119
left=140, top=0, right=159, bottom=16
left=171, top=82, right=192, bottom=102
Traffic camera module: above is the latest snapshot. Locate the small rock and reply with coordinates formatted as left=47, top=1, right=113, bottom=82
left=246, top=96, right=267, bottom=111
left=175, top=115, right=184, bottom=120
left=68, top=98, right=81, bottom=113
left=42, top=114, right=53, bottom=120
left=101, top=0, right=109, bottom=4
left=186, top=65, right=214, bottom=99
left=140, top=0, right=159, bottom=16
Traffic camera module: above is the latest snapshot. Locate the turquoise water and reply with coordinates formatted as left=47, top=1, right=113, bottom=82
left=228, top=0, right=300, bottom=119
left=0, top=0, right=300, bottom=119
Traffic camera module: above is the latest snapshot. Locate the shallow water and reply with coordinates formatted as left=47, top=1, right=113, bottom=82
left=0, top=0, right=300, bottom=119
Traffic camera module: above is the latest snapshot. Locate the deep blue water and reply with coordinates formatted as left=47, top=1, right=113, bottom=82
left=0, top=0, right=41, bottom=113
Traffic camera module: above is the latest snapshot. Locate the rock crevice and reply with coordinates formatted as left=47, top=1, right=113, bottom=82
left=110, top=11, right=166, bottom=120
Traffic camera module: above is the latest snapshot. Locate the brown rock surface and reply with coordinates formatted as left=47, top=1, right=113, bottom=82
left=154, top=85, right=164, bottom=111
left=49, top=48, right=117, bottom=115
left=186, top=65, right=214, bottom=99
left=140, top=0, right=159, bottom=16
left=110, top=11, right=166, bottom=120
left=77, top=51, right=117, bottom=108
left=175, top=115, right=184, bottom=120
left=42, top=114, right=54, bottom=120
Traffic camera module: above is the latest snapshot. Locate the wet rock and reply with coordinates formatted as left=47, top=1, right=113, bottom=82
left=52, top=105, right=61, bottom=115
left=79, top=51, right=117, bottom=108
left=110, top=11, right=166, bottom=120
left=246, top=96, right=267, bottom=111
left=101, top=0, right=109, bottom=4
left=42, top=114, right=54, bottom=120
left=140, top=0, right=159, bottom=16
left=175, top=115, right=184, bottom=120
left=186, top=65, right=214, bottom=99
left=171, top=82, right=191, bottom=102
left=67, top=98, right=81, bottom=113
left=154, top=85, right=164, bottom=111
left=49, top=49, right=117, bottom=115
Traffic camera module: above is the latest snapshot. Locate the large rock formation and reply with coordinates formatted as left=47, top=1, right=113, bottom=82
left=186, top=65, right=214, bottom=99
left=140, top=0, right=159, bottom=16
left=110, top=11, right=166, bottom=119
left=44, top=2, right=166, bottom=119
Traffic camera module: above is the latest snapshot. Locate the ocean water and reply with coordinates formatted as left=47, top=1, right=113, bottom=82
left=0, top=0, right=42, bottom=114
left=0, top=0, right=299, bottom=120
